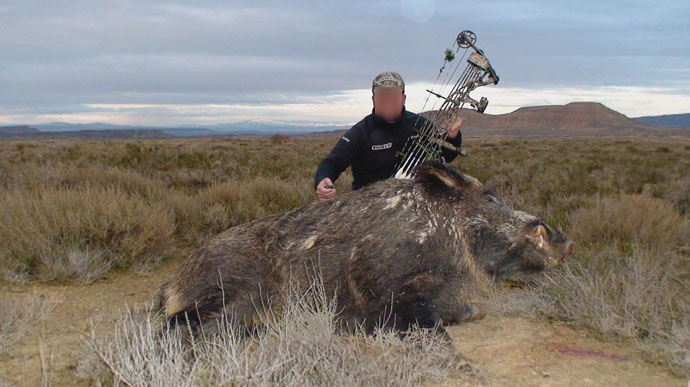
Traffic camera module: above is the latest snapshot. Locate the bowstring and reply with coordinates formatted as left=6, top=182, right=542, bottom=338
left=397, top=38, right=463, bottom=173
left=397, top=38, right=471, bottom=177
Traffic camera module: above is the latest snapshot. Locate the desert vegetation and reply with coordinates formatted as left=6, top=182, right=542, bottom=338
left=0, top=135, right=688, bottom=384
left=78, top=273, right=474, bottom=386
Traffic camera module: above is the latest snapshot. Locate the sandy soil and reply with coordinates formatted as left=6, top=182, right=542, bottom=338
left=0, top=263, right=685, bottom=386
left=447, top=316, right=683, bottom=386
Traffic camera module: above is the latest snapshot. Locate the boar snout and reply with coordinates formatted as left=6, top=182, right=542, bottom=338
left=545, top=238, right=574, bottom=268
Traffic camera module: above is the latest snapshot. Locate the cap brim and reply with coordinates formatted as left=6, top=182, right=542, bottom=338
left=373, top=86, right=404, bottom=91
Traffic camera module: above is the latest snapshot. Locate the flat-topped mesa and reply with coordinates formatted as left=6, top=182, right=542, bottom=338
left=423, top=101, right=654, bottom=135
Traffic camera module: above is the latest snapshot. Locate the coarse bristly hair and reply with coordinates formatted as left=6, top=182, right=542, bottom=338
left=156, top=160, right=573, bottom=341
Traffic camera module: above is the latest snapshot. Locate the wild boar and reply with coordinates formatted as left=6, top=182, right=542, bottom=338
left=156, top=161, right=573, bottom=338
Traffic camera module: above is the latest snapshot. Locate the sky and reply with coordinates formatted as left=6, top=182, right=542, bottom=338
left=1, top=0, right=688, bottom=127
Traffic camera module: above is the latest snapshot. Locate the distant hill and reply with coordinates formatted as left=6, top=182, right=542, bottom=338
left=296, top=102, right=689, bottom=141
left=0, top=125, right=40, bottom=135
left=421, top=102, right=687, bottom=136
left=3, top=102, right=687, bottom=141
left=0, top=129, right=174, bottom=140
left=634, top=113, right=690, bottom=128
left=160, top=128, right=224, bottom=137
left=32, top=122, right=132, bottom=131
left=0, top=121, right=352, bottom=140
left=208, top=120, right=350, bottom=135
left=30, top=120, right=350, bottom=136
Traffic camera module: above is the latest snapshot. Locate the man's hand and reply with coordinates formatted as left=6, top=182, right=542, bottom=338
left=445, top=115, right=464, bottom=139
left=316, top=177, right=336, bottom=201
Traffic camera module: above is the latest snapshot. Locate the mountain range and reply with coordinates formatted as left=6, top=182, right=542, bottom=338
left=1, top=102, right=688, bottom=139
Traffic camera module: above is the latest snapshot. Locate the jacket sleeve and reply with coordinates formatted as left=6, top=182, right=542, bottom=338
left=314, top=125, right=364, bottom=190
left=441, top=129, right=463, bottom=163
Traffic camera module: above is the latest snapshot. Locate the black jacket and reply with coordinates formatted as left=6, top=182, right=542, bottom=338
left=314, top=106, right=463, bottom=190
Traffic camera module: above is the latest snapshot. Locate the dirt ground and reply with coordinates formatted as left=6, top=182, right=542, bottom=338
left=447, top=317, right=683, bottom=386
left=0, top=263, right=685, bottom=386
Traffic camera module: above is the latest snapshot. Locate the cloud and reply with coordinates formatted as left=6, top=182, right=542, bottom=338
left=3, top=83, right=688, bottom=126
left=0, top=0, right=688, bottom=125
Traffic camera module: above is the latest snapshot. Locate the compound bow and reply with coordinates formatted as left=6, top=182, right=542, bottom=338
left=393, top=30, right=499, bottom=179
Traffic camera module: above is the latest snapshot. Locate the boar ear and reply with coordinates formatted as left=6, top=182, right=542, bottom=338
left=414, top=160, right=480, bottom=194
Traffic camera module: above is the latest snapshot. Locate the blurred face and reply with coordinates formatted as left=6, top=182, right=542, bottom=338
left=372, top=87, right=405, bottom=122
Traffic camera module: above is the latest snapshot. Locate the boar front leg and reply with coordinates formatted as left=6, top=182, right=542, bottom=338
left=435, top=282, right=486, bottom=325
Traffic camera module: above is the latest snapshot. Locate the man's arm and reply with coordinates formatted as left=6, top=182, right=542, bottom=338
left=314, top=125, right=364, bottom=190
left=440, top=130, right=462, bottom=163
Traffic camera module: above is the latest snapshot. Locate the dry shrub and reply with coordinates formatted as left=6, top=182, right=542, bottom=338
left=487, top=229, right=689, bottom=376
left=487, top=248, right=689, bottom=375
left=172, top=177, right=313, bottom=240
left=78, top=274, right=475, bottom=386
left=486, top=191, right=690, bottom=376
left=651, top=177, right=690, bottom=215
left=56, top=165, right=168, bottom=201
left=0, top=164, right=168, bottom=203
left=269, top=133, right=291, bottom=144
left=571, top=194, right=688, bottom=251
left=0, top=294, right=54, bottom=355
left=198, top=177, right=310, bottom=221
left=667, top=178, right=690, bottom=215
left=545, top=247, right=688, bottom=375
left=0, top=186, right=176, bottom=283
left=546, top=248, right=686, bottom=335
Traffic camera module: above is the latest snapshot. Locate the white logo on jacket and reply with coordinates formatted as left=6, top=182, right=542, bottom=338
left=371, top=142, right=392, bottom=150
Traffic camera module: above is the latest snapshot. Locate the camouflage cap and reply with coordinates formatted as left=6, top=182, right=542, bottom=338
left=372, top=71, right=405, bottom=93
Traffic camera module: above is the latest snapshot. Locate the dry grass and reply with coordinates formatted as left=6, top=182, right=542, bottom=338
left=571, top=194, right=688, bottom=252
left=1, top=135, right=689, bottom=377
left=0, top=294, right=54, bottom=356
left=0, top=186, right=176, bottom=283
left=178, top=176, right=313, bottom=238
left=0, top=139, right=343, bottom=281
left=486, top=195, right=689, bottom=375
left=460, top=138, right=689, bottom=376
left=458, top=139, right=689, bottom=377
left=270, top=133, right=291, bottom=144
left=78, top=274, right=475, bottom=386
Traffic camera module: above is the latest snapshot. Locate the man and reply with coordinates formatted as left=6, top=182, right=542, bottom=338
left=314, top=71, right=464, bottom=201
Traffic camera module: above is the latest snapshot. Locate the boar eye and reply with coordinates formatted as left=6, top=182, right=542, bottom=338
left=484, top=192, right=500, bottom=204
